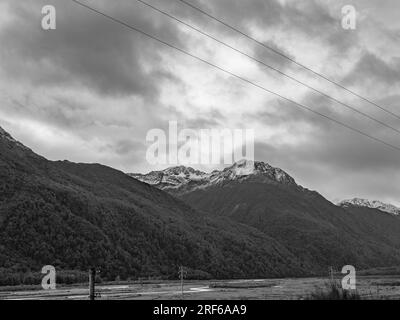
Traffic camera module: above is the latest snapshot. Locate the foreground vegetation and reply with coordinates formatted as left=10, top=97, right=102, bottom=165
left=307, top=280, right=361, bottom=300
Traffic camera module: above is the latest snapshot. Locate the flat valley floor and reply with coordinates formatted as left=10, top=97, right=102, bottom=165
left=1, top=276, right=400, bottom=300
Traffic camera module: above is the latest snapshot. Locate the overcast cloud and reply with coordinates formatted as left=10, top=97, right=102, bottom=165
left=0, top=0, right=399, bottom=206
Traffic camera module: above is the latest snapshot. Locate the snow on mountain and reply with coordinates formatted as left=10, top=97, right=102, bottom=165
left=128, top=159, right=297, bottom=193
left=229, top=159, right=255, bottom=176
left=338, top=198, right=400, bottom=215
left=129, top=166, right=208, bottom=188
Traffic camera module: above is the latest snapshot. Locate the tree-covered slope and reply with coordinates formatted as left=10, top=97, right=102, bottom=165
left=179, top=178, right=400, bottom=272
left=0, top=128, right=306, bottom=284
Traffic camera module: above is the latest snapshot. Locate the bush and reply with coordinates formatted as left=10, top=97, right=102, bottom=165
left=307, top=280, right=361, bottom=300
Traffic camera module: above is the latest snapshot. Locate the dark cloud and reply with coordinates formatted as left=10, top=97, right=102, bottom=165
left=252, top=40, right=296, bottom=70
left=0, top=0, right=398, bottom=205
left=254, top=127, right=400, bottom=205
left=204, top=0, right=283, bottom=27
left=0, top=0, right=184, bottom=98
left=246, top=92, right=343, bottom=134
left=343, top=52, right=400, bottom=86
left=251, top=85, right=400, bottom=204
left=246, top=99, right=313, bottom=128
left=110, top=139, right=147, bottom=156
left=183, top=109, right=226, bottom=128
left=251, top=83, right=399, bottom=141
left=175, top=0, right=357, bottom=54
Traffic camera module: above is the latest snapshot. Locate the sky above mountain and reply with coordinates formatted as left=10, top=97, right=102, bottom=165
left=0, top=0, right=399, bottom=206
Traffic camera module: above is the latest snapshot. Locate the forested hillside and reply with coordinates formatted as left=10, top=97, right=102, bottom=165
left=0, top=128, right=305, bottom=285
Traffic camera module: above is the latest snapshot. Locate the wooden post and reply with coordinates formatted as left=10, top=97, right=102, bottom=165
left=329, top=266, right=334, bottom=283
left=89, top=267, right=96, bottom=300
left=179, top=266, right=184, bottom=298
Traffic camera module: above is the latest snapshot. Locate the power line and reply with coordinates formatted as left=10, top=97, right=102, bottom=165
left=70, top=0, right=400, bottom=153
left=134, top=0, right=400, bottom=136
left=176, top=0, right=400, bottom=121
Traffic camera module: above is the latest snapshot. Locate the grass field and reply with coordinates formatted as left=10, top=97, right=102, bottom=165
left=1, top=275, right=400, bottom=300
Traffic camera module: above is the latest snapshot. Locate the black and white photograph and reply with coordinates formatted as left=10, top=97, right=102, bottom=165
left=0, top=0, right=400, bottom=308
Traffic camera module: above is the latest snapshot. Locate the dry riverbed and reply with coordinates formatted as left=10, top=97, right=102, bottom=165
left=1, top=276, right=400, bottom=300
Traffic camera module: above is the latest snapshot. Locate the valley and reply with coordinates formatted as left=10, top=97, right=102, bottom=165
left=2, top=275, right=400, bottom=300
left=1, top=126, right=400, bottom=291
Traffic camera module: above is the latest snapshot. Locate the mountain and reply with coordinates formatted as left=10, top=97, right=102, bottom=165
left=3, top=126, right=400, bottom=286
left=128, top=159, right=297, bottom=195
left=133, top=161, right=400, bottom=272
left=338, top=198, right=400, bottom=215
left=128, top=166, right=208, bottom=192
left=0, top=127, right=308, bottom=285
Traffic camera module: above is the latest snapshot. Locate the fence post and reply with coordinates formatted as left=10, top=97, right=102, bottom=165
left=89, top=267, right=96, bottom=300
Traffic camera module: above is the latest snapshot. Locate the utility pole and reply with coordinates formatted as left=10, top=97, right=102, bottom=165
left=89, top=267, right=96, bottom=300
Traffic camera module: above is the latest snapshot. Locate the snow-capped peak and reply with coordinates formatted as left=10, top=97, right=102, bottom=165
left=128, top=159, right=297, bottom=193
left=210, top=160, right=296, bottom=185
left=162, top=166, right=207, bottom=179
left=128, top=166, right=207, bottom=188
left=338, top=198, right=400, bottom=215
left=224, top=159, right=256, bottom=176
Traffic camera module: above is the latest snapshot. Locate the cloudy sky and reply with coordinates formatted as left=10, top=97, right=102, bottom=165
left=0, top=0, right=399, bottom=205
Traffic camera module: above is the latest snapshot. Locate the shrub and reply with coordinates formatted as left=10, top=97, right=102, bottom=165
left=307, top=280, right=361, bottom=300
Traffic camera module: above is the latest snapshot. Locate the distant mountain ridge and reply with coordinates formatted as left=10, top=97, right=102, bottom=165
left=128, top=159, right=298, bottom=195
left=131, top=163, right=398, bottom=216
left=132, top=163, right=400, bottom=272
left=338, top=198, right=400, bottom=216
